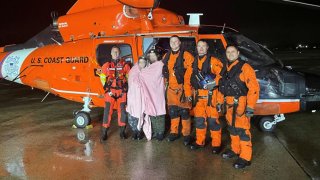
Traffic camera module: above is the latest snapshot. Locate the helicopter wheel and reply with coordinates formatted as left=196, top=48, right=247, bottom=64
left=259, top=116, right=276, bottom=132
left=74, top=111, right=91, bottom=129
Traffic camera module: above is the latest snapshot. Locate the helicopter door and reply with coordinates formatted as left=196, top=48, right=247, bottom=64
left=91, top=38, right=138, bottom=106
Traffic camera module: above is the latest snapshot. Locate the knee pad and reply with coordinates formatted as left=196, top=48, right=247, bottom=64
left=227, top=126, right=237, bottom=136
left=120, top=102, right=126, bottom=110
left=169, top=106, right=179, bottom=119
left=194, top=117, right=206, bottom=129
left=120, top=102, right=127, bottom=123
left=239, top=129, right=251, bottom=141
left=180, top=108, right=190, bottom=120
left=102, top=102, right=112, bottom=123
left=104, top=102, right=111, bottom=111
left=208, top=118, right=221, bottom=131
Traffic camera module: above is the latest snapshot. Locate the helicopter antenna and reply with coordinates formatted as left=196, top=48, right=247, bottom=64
left=51, top=11, right=59, bottom=31
left=221, top=23, right=226, bottom=34
left=41, top=92, right=51, bottom=102
left=51, top=38, right=62, bottom=46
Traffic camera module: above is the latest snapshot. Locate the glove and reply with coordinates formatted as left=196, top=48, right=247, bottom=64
left=245, top=107, right=254, bottom=117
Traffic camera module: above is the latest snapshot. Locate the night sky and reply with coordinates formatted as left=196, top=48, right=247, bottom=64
left=0, top=0, right=319, bottom=48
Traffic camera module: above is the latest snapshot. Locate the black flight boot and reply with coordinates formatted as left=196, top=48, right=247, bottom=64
left=137, top=131, right=144, bottom=140
left=120, top=126, right=127, bottom=139
left=100, top=127, right=108, bottom=142
left=211, top=146, right=222, bottom=154
left=233, top=157, right=251, bottom=169
left=222, top=149, right=238, bottom=159
left=156, top=133, right=164, bottom=141
left=183, top=135, right=192, bottom=146
left=132, top=131, right=138, bottom=140
left=190, top=142, right=205, bottom=150
left=167, top=133, right=179, bottom=142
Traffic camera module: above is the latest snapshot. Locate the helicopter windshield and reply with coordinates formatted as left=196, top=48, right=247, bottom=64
left=4, top=26, right=64, bottom=52
left=224, top=33, right=276, bottom=67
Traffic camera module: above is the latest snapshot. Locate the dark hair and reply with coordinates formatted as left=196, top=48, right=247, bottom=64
left=197, top=39, right=209, bottom=46
left=111, top=45, right=121, bottom=52
left=147, top=49, right=161, bottom=60
left=226, top=44, right=239, bottom=51
left=138, top=56, right=147, bottom=61
left=170, top=35, right=180, bottom=41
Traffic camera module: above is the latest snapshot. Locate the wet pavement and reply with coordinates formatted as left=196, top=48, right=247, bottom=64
left=0, top=82, right=319, bottom=179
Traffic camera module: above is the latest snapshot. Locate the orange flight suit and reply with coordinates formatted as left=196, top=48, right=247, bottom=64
left=100, top=59, right=131, bottom=128
left=163, top=50, right=194, bottom=136
left=218, top=60, right=259, bottom=161
left=186, top=55, right=223, bottom=147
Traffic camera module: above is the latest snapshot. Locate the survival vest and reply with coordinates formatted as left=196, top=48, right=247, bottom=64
left=190, top=54, right=216, bottom=90
left=219, top=60, right=248, bottom=98
left=103, top=59, right=129, bottom=92
left=162, top=50, right=187, bottom=85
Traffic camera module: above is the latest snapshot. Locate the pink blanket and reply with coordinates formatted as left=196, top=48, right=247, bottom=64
left=126, top=61, right=166, bottom=140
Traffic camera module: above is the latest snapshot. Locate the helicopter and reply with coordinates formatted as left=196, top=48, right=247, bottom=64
left=1, top=0, right=320, bottom=132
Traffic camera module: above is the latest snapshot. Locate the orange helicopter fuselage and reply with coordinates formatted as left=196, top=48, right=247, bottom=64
left=0, top=0, right=302, bottom=116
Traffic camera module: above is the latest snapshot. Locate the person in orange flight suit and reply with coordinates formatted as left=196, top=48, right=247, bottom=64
left=187, top=40, right=223, bottom=153
left=99, top=46, right=131, bottom=142
left=218, top=45, right=260, bottom=169
left=163, top=35, right=194, bottom=146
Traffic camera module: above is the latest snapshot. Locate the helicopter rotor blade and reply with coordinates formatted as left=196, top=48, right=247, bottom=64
left=260, top=0, right=320, bottom=9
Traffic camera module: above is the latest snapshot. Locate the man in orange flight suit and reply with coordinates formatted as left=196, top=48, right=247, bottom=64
left=218, top=45, right=259, bottom=169
left=187, top=40, right=223, bottom=153
left=163, top=35, right=194, bottom=146
left=100, top=46, right=131, bottom=142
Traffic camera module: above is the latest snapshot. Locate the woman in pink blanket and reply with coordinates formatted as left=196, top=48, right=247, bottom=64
left=126, top=52, right=166, bottom=141
left=126, top=57, right=147, bottom=140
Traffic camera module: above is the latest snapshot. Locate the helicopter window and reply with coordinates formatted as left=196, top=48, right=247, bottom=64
left=224, top=33, right=276, bottom=67
left=143, top=37, right=197, bottom=58
left=143, top=38, right=155, bottom=54
left=96, top=44, right=133, bottom=66
left=200, top=39, right=227, bottom=64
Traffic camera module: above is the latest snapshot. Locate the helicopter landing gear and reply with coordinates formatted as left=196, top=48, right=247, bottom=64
left=259, top=114, right=286, bottom=132
left=73, top=97, right=92, bottom=128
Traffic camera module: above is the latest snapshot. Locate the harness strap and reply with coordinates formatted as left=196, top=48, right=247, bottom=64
left=232, top=98, right=239, bottom=127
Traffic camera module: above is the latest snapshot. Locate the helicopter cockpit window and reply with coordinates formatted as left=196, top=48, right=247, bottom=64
left=143, top=37, right=197, bottom=58
left=224, top=33, right=276, bottom=67
left=4, top=26, right=64, bottom=52
left=96, top=44, right=133, bottom=66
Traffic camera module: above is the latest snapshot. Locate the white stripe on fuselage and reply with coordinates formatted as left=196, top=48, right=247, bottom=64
left=257, top=99, right=300, bottom=103
left=0, top=48, right=37, bottom=84
left=51, top=88, right=99, bottom=96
